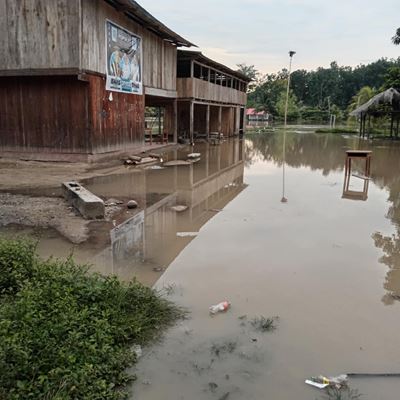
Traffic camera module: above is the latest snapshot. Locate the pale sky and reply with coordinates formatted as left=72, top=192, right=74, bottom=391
left=138, top=0, right=399, bottom=74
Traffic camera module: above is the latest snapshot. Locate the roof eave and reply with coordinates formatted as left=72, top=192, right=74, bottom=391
left=178, top=50, right=252, bottom=82
left=104, top=0, right=196, bottom=48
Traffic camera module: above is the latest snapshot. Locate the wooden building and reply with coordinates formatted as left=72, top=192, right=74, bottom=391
left=176, top=51, right=250, bottom=142
left=246, top=108, right=270, bottom=123
left=0, top=0, right=249, bottom=161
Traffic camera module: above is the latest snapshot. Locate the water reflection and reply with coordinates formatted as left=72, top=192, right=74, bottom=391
left=77, top=139, right=246, bottom=284
left=342, top=174, right=369, bottom=201
left=246, top=129, right=400, bottom=304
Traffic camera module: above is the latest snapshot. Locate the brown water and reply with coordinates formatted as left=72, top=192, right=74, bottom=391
left=3, top=128, right=400, bottom=399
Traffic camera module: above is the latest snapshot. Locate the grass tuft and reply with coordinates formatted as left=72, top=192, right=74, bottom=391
left=250, top=316, right=279, bottom=332
left=0, top=238, right=182, bottom=400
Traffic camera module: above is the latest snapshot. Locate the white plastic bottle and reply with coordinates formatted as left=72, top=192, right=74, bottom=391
left=209, top=301, right=230, bottom=314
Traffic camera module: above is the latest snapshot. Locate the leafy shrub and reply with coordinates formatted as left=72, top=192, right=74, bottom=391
left=0, top=238, right=181, bottom=400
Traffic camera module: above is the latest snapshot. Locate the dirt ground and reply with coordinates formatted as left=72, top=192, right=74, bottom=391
left=0, top=193, right=90, bottom=243
left=0, top=155, right=151, bottom=242
left=0, top=158, right=125, bottom=193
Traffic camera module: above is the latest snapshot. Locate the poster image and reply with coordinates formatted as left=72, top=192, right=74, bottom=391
left=106, top=20, right=143, bottom=95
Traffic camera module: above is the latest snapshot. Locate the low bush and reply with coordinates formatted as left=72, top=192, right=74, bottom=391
left=315, top=128, right=358, bottom=134
left=0, top=238, right=181, bottom=400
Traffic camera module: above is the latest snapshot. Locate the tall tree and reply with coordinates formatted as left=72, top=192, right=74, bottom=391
left=236, top=63, right=261, bottom=92
left=392, top=28, right=400, bottom=45
left=236, top=63, right=258, bottom=81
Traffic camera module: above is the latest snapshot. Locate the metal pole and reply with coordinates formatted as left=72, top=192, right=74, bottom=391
left=284, top=52, right=295, bottom=128
left=282, top=51, right=295, bottom=203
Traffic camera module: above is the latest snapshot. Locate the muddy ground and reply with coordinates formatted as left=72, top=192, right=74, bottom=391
left=0, top=159, right=125, bottom=193
left=0, top=193, right=90, bottom=243
left=0, top=147, right=172, bottom=242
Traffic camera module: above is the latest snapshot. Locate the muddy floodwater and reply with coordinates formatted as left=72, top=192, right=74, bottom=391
left=3, top=127, right=400, bottom=399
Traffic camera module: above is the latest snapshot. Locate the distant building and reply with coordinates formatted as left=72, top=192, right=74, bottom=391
left=0, top=0, right=250, bottom=161
left=246, top=108, right=270, bottom=122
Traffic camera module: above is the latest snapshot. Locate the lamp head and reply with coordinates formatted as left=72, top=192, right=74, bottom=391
left=289, top=51, right=296, bottom=58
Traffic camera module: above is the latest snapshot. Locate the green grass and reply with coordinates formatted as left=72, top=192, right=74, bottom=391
left=315, top=128, right=358, bottom=134
left=0, top=238, right=182, bottom=400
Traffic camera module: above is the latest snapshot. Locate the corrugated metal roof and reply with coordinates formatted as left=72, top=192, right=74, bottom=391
left=350, top=88, right=400, bottom=117
left=178, top=50, right=252, bottom=82
left=104, top=0, right=196, bottom=47
left=246, top=108, right=267, bottom=115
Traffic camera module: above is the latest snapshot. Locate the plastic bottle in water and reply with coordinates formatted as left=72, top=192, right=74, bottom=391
left=209, top=301, right=230, bottom=314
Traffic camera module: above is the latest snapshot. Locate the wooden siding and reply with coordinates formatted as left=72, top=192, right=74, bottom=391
left=0, top=74, right=145, bottom=155
left=0, top=0, right=80, bottom=72
left=0, top=76, right=89, bottom=153
left=81, top=0, right=177, bottom=91
left=177, top=78, right=246, bottom=105
left=87, top=74, right=145, bottom=154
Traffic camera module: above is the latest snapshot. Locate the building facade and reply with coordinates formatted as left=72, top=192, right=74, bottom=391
left=0, top=0, right=248, bottom=161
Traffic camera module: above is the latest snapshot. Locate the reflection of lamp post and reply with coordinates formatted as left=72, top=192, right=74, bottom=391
left=281, top=51, right=295, bottom=203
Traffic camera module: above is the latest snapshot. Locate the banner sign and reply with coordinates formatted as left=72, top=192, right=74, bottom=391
left=105, top=20, right=143, bottom=95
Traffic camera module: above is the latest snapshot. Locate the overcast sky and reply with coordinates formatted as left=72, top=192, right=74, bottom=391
left=138, top=0, right=399, bottom=74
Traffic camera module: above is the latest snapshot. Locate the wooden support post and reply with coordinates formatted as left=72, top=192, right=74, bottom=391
left=206, top=104, right=210, bottom=139
left=218, top=106, right=222, bottom=136
left=363, top=115, right=367, bottom=138
left=368, top=115, right=371, bottom=138
left=205, top=148, right=209, bottom=178
left=158, top=107, right=161, bottom=138
left=173, top=99, right=177, bottom=143
left=229, top=107, right=233, bottom=136
left=189, top=101, right=194, bottom=144
left=390, top=112, right=394, bottom=138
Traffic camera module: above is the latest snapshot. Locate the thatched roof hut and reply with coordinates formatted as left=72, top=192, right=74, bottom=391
left=350, top=88, right=400, bottom=117
left=350, top=88, right=400, bottom=138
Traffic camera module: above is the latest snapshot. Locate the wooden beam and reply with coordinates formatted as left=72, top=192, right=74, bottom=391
left=218, top=106, right=222, bottom=135
left=189, top=101, right=194, bottom=144
left=206, top=104, right=210, bottom=139
left=144, top=87, right=177, bottom=98
left=173, top=99, right=178, bottom=143
left=390, top=112, right=394, bottom=138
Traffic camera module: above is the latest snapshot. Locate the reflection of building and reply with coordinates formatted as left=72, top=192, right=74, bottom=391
left=0, top=1, right=249, bottom=161
left=84, top=140, right=246, bottom=284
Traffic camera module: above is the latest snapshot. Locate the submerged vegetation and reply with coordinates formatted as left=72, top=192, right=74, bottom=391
left=250, top=316, right=279, bottom=332
left=315, top=128, right=358, bottom=134
left=0, top=238, right=182, bottom=400
left=321, top=386, right=362, bottom=400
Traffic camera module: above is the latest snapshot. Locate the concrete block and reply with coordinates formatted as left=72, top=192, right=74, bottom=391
left=62, top=181, right=105, bottom=220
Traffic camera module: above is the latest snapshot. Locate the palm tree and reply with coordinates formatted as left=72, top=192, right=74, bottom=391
left=348, top=86, right=376, bottom=113
left=392, top=27, right=400, bottom=45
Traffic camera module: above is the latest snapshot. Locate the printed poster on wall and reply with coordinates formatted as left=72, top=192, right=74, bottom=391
left=106, top=20, right=143, bottom=95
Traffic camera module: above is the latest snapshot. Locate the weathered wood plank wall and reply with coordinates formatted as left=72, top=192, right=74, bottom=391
left=0, top=0, right=80, bottom=72
left=81, top=0, right=177, bottom=91
left=0, top=0, right=178, bottom=93
left=87, top=75, right=145, bottom=153
left=177, top=78, right=247, bottom=105
left=0, top=76, right=89, bottom=153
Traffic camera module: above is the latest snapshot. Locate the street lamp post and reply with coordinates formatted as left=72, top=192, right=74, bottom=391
left=284, top=51, right=296, bottom=128
left=281, top=51, right=296, bottom=203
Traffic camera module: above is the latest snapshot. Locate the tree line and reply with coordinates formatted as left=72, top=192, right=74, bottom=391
left=238, top=27, right=400, bottom=122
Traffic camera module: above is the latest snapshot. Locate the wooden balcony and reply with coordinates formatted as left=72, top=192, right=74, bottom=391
left=177, top=78, right=247, bottom=106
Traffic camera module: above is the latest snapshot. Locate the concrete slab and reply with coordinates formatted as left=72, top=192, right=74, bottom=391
left=62, top=181, right=105, bottom=220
